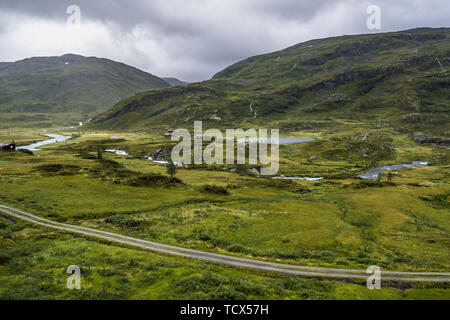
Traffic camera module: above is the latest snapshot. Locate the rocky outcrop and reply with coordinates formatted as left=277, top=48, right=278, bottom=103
left=403, top=113, right=424, bottom=123
left=149, top=147, right=171, bottom=161
left=414, top=133, right=450, bottom=145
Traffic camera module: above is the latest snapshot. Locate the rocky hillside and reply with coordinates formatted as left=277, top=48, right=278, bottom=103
left=91, top=28, right=449, bottom=137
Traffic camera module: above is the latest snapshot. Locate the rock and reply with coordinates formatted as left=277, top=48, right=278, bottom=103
left=414, top=133, right=450, bottom=145
left=210, top=115, right=222, bottom=121
left=249, top=168, right=260, bottom=175
left=414, top=132, right=427, bottom=141
left=420, top=137, right=450, bottom=145
left=403, top=113, right=424, bottom=123
left=149, top=147, right=171, bottom=161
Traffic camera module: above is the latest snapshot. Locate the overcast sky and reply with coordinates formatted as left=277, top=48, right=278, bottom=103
left=0, top=0, right=448, bottom=82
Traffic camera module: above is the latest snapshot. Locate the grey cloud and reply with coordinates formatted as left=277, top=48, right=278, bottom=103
left=0, top=0, right=449, bottom=82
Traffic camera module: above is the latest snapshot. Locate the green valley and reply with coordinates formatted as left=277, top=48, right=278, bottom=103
left=0, top=27, right=449, bottom=301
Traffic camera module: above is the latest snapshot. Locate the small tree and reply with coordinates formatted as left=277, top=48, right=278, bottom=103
left=386, top=172, right=394, bottom=182
left=97, top=146, right=103, bottom=159
left=166, top=158, right=177, bottom=179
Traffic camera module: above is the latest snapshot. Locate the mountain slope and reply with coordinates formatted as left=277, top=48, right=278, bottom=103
left=163, top=77, right=189, bottom=86
left=91, top=28, right=449, bottom=136
left=0, top=54, right=170, bottom=127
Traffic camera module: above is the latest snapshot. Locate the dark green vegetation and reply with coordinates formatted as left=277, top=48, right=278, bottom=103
left=91, top=28, right=449, bottom=139
left=0, top=54, right=170, bottom=128
left=3, top=221, right=448, bottom=300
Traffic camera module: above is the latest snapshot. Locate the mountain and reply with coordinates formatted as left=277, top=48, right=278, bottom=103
left=0, top=54, right=170, bottom=127
left=91, top=28, right=449, bottom=136
left=163, top=77, right=189, bottom=86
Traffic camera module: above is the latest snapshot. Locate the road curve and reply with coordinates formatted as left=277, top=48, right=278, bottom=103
left=1, top=204, right=449, bottom=282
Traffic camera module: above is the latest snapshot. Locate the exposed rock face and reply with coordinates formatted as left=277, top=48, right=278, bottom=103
left=414, top=132, right=450, bottom=145
left=403, top=113, right=424, bottom=123
left=420, top=138, right=450, bottom=145
left=149, top=147, right=171, bottom=161
left=414, top=133, right=427, bottom=141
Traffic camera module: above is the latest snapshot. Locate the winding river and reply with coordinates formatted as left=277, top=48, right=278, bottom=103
left=18, top=134, right=71, bottom=151
left=21, top=135, right=428, bottom=181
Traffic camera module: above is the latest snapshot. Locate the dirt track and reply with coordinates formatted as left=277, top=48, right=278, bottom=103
left=1, top=204, right=449, bottom=283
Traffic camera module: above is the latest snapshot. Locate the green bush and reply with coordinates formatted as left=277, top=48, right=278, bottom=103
left=0, top=248, right=12, bottom=264
left=34, top=164, right=81, bottom=176
left=126, top=173, right=182, bottom=187
left=201, top=184, right=229, bottom=195
left=105, top=215, right=150, bottom=229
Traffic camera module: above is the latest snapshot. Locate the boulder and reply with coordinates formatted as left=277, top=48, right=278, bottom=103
left=403, top=113, right=424, bottom=123
left=149, top=147, right=171, bottom=161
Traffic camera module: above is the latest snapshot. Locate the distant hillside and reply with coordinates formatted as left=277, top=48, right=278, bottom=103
left=163, top=77, right=189, bottom=86
left=0, top=54, right=170, bottom=127
left=92, top=28, right=449, bottom=136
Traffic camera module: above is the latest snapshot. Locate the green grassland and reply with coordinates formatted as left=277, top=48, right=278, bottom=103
left=91, top=28, right=449, bottom=138
left=0, top=28, right=449, bottom=300
left=0, top=125, right=448, bottom=299
left=0, top=54, right=170, bottom=128
left=2, top=220, right=448, bottom=300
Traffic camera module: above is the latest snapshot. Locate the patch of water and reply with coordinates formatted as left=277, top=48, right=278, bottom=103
left=238, top=137, right=316, bottom=145
left=105, top=149, right=129, bottom=156
left=357, top=161, right=429, bottom=179
left=273, top=176, right=323, bottom=181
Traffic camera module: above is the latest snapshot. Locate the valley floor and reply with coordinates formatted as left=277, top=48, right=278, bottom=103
left=0, top=126, right=448, bottom=299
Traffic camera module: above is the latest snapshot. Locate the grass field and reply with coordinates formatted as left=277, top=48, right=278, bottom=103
left=0, top=124, right=448, bottom=299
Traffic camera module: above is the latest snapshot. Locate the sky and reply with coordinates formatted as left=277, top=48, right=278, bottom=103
left=0, top=0, right=448, bottom=82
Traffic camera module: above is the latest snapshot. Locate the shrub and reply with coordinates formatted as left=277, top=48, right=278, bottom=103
left=34, top=164, right=81, bottom=176
left=201, top=185, right=229, bottom=195
left=105, top=215, right=149, bottom=229
left=166, top=158, right=177, bottom=178
left=198, top=233, right=211, bottom=241
left=419, top=194, right=449, bottom=209
left=227, top=244, right=252, bottom=254
left=209, top=288, right=246, bottom=300
left=172, top=272, right=224, bottom=295
left=0, top=248, right=12, bottom=265
left=126, top=173, right=182, bottom=187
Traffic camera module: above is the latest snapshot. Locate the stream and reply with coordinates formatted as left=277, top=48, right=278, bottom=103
left=357, top=161, right=429, bottom=179
left=237, top=137, right=316, bottom=144
left=18, top=134, right=71, bottom=151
